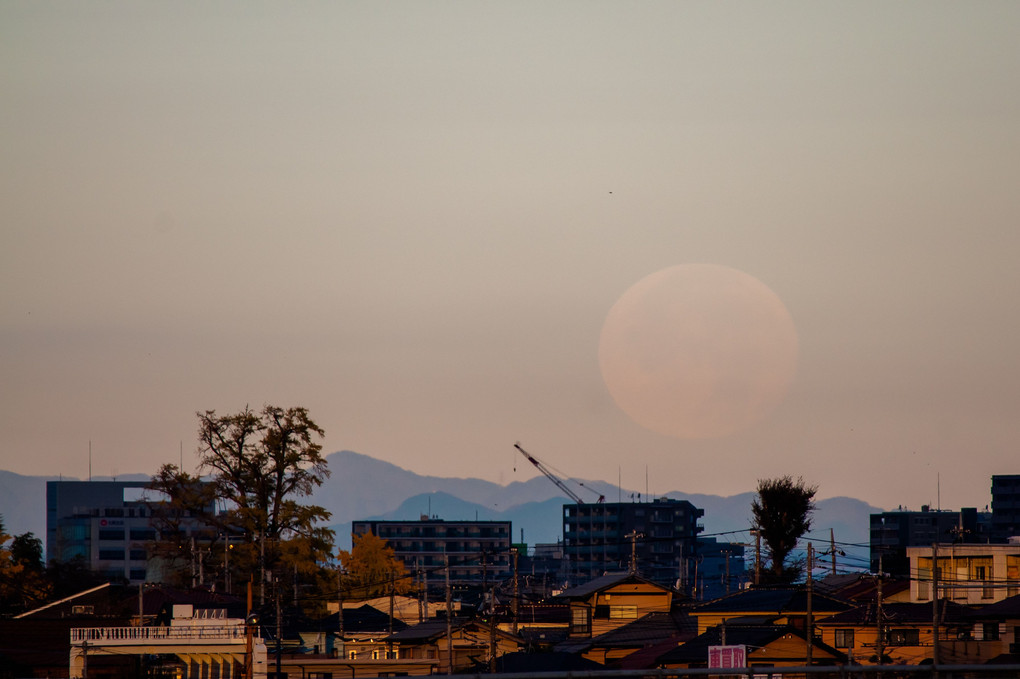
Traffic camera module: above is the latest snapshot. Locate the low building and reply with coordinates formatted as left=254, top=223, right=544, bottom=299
left=385, top=617, right=520, bottom=673
left=549, top=572, right=674, bottom=639
left=908, top=543, right=1020, bottom=605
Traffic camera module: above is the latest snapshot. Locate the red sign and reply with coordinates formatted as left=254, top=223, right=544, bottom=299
left=708, top=645, right=746, bottom=668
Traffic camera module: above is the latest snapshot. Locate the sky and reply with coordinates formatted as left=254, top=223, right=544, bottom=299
left=3, top=2, right=1019, bottom=513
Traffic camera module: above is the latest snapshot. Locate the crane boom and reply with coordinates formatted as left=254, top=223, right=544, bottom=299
left=514, top=443, right=601, bottom=505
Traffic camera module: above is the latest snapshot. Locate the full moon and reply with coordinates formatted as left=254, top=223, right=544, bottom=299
left=598, top=264, right=799, bottom=439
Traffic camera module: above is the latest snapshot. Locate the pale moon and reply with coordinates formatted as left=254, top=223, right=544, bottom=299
left=598, top=264, right=798, bottom=439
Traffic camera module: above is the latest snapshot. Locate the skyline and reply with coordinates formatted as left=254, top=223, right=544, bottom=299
left=3, top=3, right=1020, bottom=512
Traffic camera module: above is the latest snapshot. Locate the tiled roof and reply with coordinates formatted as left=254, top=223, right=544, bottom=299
left=693, top=586, right=853, bottom=614
left=552, top=572, right=669, bottom=600
left=964, top=593, right=1020, bottom=619
left=589, top=610, right=697, bottom=647
left=658, top=624, right=846, bottom=666
left=819, top=600, right=971, bottom=626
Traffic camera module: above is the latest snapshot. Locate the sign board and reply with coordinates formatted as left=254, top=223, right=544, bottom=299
left=708, top=645, right=746, bottom=668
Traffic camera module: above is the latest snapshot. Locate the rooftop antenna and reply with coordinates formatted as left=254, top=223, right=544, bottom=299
left=937, top=473, right=941, bottom=511
left=180, top=441, right=183, bottom=471
left=89, top=440, right=92, bottom=481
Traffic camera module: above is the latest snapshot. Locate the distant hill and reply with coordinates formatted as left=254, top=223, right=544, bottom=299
left=1, top=450, right=882, bottom=571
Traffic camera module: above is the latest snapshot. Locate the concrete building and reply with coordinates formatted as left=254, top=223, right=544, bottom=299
left=908, top=542, right=1020, bottom=605
left=47, top=480, right=214, bottom=584
left=869, top=506, right=991, bottom=577
left=991, top=474, right=1020, bottom=542
left=351, top=517, right=512, bottom=587
left=561, top=498, right=703, bottom=592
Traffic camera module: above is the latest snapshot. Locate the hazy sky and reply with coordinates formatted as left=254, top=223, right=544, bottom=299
left=3, top=2, right=1019, bottom=513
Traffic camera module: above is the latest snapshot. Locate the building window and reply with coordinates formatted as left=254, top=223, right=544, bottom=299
left=571, top=607, right=590, bottom=635
left=98, top=529, right=124, bottom=541
left=609, top=605, right=638, bottom=620
left=99, top=549, right=125, bottom=560
left=888, top=629, right=920, bottom=646
left=834, top=629, right=855, bottom=648
left=983, top=623, right=1000, bottom=641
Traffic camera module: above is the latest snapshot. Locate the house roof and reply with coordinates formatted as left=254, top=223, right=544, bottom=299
left=658, top=624, right=845, bottom=666
left=590, top=610, right=697, bottom=647
left=320, top=604, right=409, bottom=633
left=552, top=572, right=669, bottom=600
left=693, top=586, right=853, bottom=615
left=495, top=651, right=604, bottom=673
left=819, top=600, right=972, bottom=626
left=965, top=593, right=1020, bottom=619
left=815, top=574, right=911, bottom=602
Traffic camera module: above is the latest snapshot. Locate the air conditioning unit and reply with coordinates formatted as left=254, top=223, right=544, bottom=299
left=71, top=605, right=95, bottom=616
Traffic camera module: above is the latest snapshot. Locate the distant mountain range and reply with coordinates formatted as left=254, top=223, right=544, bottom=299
left=0, top=450, right=881, bottom=569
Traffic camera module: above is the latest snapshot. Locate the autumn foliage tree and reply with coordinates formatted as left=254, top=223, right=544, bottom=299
left=751, top=475, right=817, bottom=584
left=337, top=532, right=412, bottom=599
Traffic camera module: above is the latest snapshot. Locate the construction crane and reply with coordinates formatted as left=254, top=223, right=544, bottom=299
left=513, top=442, right=605, bottom=505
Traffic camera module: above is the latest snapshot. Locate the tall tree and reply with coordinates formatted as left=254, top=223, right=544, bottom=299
left=751, top=476, right=817, bottom=584
left=148, top=406, right=334, bottom=599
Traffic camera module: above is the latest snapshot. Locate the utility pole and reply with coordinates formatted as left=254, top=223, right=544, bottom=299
left=388, top=570, right=395, bottom=658
left=245, top=579, right=254, bottom=679
left=752, top=528, right=761, bottom=586
left=275, top=575, right=282, bottom=679
left=337, top=567, right=345, bottom=660
left=416, top=558, right=423, bottom=623
left=722, top=550, right=731, bottom=594
left=625, top=531, right=643, bottom=574
left=488, top=585, right=497, bottom=673
left=932, top=542, right=940, bottom=671
left=445, top=553, right=453, bottom=675
left=806, top=543, right=814, bottom=666
left=512, top=548, right=519, bottom=634
left=830, top=529, right=837, bottom=576
left=876, top=555, right=885, bottom=664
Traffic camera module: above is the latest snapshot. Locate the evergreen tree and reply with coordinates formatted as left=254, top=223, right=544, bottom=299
left=751, top=476, right=817, bottom=584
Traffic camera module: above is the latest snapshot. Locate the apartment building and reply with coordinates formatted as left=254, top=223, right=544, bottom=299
left=562, top=498, right=703, bottom=592
left=351, top=517, right=512, bottom=587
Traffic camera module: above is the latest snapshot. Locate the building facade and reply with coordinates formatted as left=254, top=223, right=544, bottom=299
left=46, top=480, right=213, bottom=584
left=907, top=543, right=1020, bottom=605
left=352, top=517, right=512, bottom=588
left=562, top=498, right=704, bottom=592
left=869, top=506, right=991, bottom=577
left=991, top=474, right=1020, bottom=543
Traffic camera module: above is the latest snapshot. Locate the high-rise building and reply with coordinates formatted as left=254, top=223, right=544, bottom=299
left=562, top=498, right=703, bottom=592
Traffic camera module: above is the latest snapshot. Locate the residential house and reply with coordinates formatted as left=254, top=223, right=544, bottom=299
left=688, top=586, right=854, bottom=636
left=556, top=609, right=697, bottom=666
left=816, top=600, right=977, bottom=665
left=385, top=617, right=520, bottom=673
left=655, top=622, right=845, bottom=670
left=549, top=572, right=675, bottom=639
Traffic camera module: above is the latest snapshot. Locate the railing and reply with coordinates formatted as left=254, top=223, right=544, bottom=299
left=71, top=625, right=249, bottom=644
